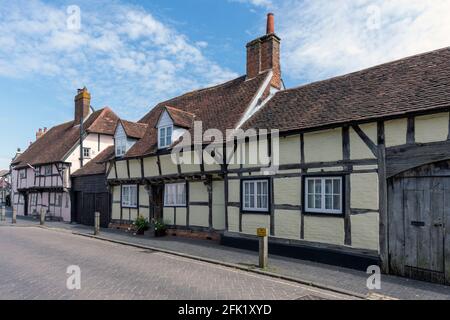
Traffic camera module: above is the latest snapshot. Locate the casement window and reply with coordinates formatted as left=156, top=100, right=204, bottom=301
left=304, top=176, right=343, bottom=215
left=83, top=147, right=91, bottom=158
left=19, top=169, right=26, bottom=179
left=122, top=185, right=138, bottom=208
left=242, top=179, right=269, bottom=212
left=115, top=137, right=127, bottom=157
left=44, top=165, right=52, bottom=176
left=55, top=194, right=63, bottom=207
left=158, top=125, right=173, bottom=149
left=164, top=183, right=186, bottom=207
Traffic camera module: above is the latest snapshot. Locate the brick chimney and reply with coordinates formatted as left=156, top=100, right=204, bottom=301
left=246, top=13, right=281, bottom=89
left=74, top=87, right=91, bottom=124
left=36, top=128, right=43, bottom=140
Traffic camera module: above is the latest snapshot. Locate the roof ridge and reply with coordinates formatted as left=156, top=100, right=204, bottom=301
left=280, top=46, right=450, bottom=95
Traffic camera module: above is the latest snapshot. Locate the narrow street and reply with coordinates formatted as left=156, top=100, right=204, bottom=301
left=0, top=227, right=351, bottom=300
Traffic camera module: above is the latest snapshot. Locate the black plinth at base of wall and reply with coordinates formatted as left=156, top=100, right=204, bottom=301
left=220, top=234, right=380, bottom=271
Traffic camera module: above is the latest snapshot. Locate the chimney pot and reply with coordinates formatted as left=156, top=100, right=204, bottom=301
left=266, top=13, right=275, bottom=34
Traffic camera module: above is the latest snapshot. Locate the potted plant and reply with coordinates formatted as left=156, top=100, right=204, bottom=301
left=133, top=215, right=149, bottom=235
left=154, top=219, right=167, bottom=237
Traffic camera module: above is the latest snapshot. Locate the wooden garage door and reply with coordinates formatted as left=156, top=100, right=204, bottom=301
left=388, top=161, right=450, bottom=285
left=76, top=192, right=110, bottom=228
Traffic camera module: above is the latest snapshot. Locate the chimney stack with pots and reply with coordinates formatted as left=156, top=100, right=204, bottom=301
left=74, top=87, right=91, bottom=124
left=246, top=13, right=281, bottom=89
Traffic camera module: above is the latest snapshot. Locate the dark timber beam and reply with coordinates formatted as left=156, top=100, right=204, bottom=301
left=352, top=125, right=378, bottom=158
left=377, top=121, right=389, bottom=273
left=342, top=126, right=352, bottom=246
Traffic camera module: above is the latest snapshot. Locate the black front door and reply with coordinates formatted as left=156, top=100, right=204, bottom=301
left=23, top=193, right=28, bottom=216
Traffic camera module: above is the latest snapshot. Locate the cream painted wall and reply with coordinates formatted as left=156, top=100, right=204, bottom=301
left=139, top=185, right=149, bottom=206
left=189, top=205, right=209, bottom=227
left=180, top=151, right=201, bottom=174
left=277, top=135, right=301, bottom=165
left=228, top=180, right=240, bottom=203
left=415, top=112, right=449, bottom=143
left=273, top=177, right=301, bottom=206
left=115, top=160, right=128, bottom=179
left=160, top=154, right=178, bottom=176
left=350, top=123, right=377, bottom=159
left=212, top=181, right=225, bottom=230
left=304, top=215, right=345, bottom=245
left=304, top=128, right=342, bottom=163
left=129, top=159, right=141, bottom=178
left=176, top=207, right=187, bottom=226
left=351, top=173, right=379, bottom=210
left=112, top=203, right=121, bottom=220
left=227, top=207, right=240, bottom=232
left=143, top=157, right=159, bottom=177
left=351, top=212, right=379, bottom=251
left=189, top=182, right=208, bottom=202
left=241, top=214, right=270, bottom=235
left=385, top=118, right=407, bottom=147
left=274, top=210, right=300, bottom=240
left=163, top=207, right=175, bottom=224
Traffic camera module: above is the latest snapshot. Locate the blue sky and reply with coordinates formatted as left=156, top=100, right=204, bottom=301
left=1, top=0, right=450, bottom=169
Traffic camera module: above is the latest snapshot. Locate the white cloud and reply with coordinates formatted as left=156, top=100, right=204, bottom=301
left=277, top=0, right=450, bottom=84
left=0, top=0, right=238, bottom=118
left=230, top=0, right=273, bottom=9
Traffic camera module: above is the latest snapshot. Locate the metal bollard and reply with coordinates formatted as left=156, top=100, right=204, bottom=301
left=40, top=207, right=45, bottom=226
left=0, top=206, right=4, bottom=221
left=12, top=206, right=17, bottom=224
left=257, top=228, right=268, bottom=269
left=94, top=211, right=100, bottom=235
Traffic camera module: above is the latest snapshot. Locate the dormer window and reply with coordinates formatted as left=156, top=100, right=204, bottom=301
left=115, top=136, right=126, bottom=157
left=158, top=125, right=173, bottom=149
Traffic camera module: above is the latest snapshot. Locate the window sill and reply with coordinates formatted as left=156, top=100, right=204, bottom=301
left=121, top=205, right=138, bottom=209
left=164, top=205, right=187, bottom=208
left=241, top=210, right=270, bottom=215
left=303, top=211, right=344, bottom=217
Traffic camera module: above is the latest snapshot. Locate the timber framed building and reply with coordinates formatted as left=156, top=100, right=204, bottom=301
left=11, top=88, right=119, bottom=221
left=109, top=14, right=450, bottom=284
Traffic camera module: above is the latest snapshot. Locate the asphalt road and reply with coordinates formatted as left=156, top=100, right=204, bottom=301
left=0, top=226, right=351, bottom=300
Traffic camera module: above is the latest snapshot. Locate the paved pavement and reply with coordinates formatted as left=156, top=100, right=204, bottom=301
left=1, top=212, right=450, bottom=299
left=0, top=226, right=351, bottom=300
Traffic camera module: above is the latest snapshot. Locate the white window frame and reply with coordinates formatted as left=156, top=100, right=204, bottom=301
left=121, top=185, right=138, bottom=208
left=164, top=183, right=186, bottom=207
left=83, top=147, right=91, bottom=158
left=242, top=179, right=269, bottom=212
left=115, top=137, right=127, bottom=157
left=158, top=125, right=173, bottom=149
left=304, top=176, right=343, bottom=215
left=19, top=169, right=26, bottom=179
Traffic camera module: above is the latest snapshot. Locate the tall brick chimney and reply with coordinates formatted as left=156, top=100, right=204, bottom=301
left=74, top=87, right=91, bottom=124
left=246, top=13, right=281, bottom=89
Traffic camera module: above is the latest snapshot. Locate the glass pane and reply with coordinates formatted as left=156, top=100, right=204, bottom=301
left=325, top=195, right=332, bottom=210
left=307, top=195, right=314, bottom=209
left=249, top=183, right=255, bottom=208
left=314, top=180, right=321, bottom=193
left=166, top=127, right=172, bottom=146
left=307, top=180, right=314, bottom=194
left=325, top=179, right=332, bottom=194
left=333, top=179, right=341, bottom=194
left=261, top=195, right=268, bottom=209
left=262, top=181, right=268, bottom=196
left=315, top=195, right=321, bottom=209
left=333, top=195, right=341, bottom=210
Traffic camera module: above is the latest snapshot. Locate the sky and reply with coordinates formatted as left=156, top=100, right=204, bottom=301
left=1, top=0, right=450, bottom=169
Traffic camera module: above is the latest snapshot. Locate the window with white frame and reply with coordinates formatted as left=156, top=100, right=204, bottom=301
left=122, top=185, right=138, bottom=208
left=158, top=125, right=173, bottom=149
left=242, top=179, right=269, bottom=212
left=305, top=177, right=343, bottom=215
left=164, top=183, right=186, bottom=207
left=83, top=147, right=91, bottom=158
left=115, top=137, right=127, bottom=157
left=19, top=169, right=26, bottom=179
left=44, top=165, right=52, bottom=176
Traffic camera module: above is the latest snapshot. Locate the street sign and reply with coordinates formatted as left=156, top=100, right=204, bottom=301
left=257, top=228, right=267, bottom=237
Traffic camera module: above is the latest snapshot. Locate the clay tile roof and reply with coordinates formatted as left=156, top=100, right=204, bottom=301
left=164, top=106, right=195, bottom=128
left=120, top=120, right=148, bottom=139
left=125, top=72, right=270, bottom=158
left=243, top=47, right=450, bottom=133
left=71, top=146, right=115, bottom=177
left=12, top=108, right=119, bottom=169
left=0, top=170, right=9, bottom=177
